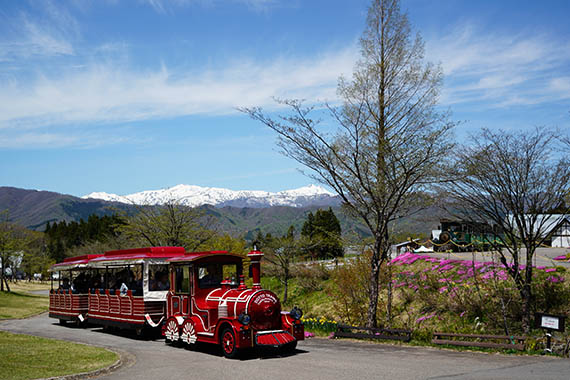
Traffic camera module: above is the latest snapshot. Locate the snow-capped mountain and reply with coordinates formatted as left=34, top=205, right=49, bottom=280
left=82, top=184, right=340, bottom=208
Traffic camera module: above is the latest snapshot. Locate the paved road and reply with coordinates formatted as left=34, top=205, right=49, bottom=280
left=425, top=247, right=570, bottom=268
left=1, top=314, right=569, bottom=380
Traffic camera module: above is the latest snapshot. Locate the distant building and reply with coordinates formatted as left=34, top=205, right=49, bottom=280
left=392, top=239, right=420, bottom=255
left=551, top=217, right=570, bottom=248
left=506, top=214, right=570, bottom=248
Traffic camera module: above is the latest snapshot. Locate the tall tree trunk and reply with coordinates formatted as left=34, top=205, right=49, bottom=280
left=0, top=256, right=4, bottom=292
left=520, top=284, right=531, bottom=333
left=282, top=268, right=289, bottom=304
left=386, top=260, right=393, bottom=327
left=366, top=237, right=382, bottom=328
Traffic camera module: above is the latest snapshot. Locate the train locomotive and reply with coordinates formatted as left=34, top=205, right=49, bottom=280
left=164, top=249, right=303, bottom=358
left=48, top=247, right=304, bottom=358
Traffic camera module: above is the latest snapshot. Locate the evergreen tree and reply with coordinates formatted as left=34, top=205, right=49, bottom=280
left=301, top=208, right=343, bottom=259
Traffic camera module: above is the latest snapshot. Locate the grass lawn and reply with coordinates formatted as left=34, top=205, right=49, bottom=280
left=0, top=331, right=118, bottom=380
left=7, top=281, right=51, bottom=293
left=0, top=291, right=48, bottom=319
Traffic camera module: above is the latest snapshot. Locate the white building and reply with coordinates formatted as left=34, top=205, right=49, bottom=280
left=506, top=214, right=570, bottom=248
left=551, top=217, right=570, bottom=248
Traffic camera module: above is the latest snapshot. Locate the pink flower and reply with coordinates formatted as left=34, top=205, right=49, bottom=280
left=416, top=313, right=436, bottom=323
left=544, top=268, right=556, bottom=273
left=304, top=331, right=315, bottom=338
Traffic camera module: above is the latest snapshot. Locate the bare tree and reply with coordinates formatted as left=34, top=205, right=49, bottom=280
left=0, top=211, right=28, bottom=292
left=258, top=226, right=318, bottom=304
left=448, top=128, right=570, bottom=332
left=241, top=0, right=454, bottom=327
left=118, top=202, right=216, bottom=250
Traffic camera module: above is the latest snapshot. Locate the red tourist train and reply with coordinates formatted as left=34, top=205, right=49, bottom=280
left=49, top=247, right=304, bottom=358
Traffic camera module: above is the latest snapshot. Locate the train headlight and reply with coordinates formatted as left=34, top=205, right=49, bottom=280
left=238, top=312, right=251, bottom=325
left=290, top=307, right=303, bottom=320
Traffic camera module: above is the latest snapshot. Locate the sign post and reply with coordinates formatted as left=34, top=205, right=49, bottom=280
left=535, top=313, right=566, bottom=353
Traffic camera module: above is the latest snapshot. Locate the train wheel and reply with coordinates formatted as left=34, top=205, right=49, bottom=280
left=164, top=318, right=179, bottom=345
left=180, top=320, right=197, bottom=348
left=221, top=328, right=239, bottom=359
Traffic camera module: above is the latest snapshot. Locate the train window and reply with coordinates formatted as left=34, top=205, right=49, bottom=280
left=198, top=263, right=238, bottom=288
left=149, top=264, right=170, bottom=291
left=175, top=265, right=190, bottom=294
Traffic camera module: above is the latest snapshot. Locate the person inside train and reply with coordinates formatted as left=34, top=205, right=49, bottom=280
left=156, top=271, right=170, bottom=291
left=149, top=271, right=168, bottom=291
left=60, top=278, right=71, bottom=290
left=89, top=274, right=102, bottom=290
left=199, top=264, right=222, bottom=288
left=130, top=270, right=143, bottom=293
left=119, top=270, right=130, bottom=295
left=72, top=273, right=89, bottom=293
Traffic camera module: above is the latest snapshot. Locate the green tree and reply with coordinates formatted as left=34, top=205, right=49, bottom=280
left=241, top=0, right=455, bottom=327
left=118, top=202, right=216, bottom=250
left=301, top=208, right=343, bottom=259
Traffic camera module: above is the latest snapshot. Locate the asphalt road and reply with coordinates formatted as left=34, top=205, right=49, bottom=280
left=1, top=314, right=570, bottom=380
left=425, top=247, right=570, bottom=268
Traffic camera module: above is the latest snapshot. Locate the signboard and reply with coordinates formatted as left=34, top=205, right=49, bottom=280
left=535, top=313, right=565, bottom=332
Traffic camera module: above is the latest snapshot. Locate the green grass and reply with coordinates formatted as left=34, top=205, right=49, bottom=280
left=0, top=331, right=118, bottom=380
left=0, top=291, right=48, bottom=319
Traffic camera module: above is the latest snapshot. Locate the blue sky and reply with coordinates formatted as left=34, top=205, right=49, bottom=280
left=1, top=0, right=569, bottom=197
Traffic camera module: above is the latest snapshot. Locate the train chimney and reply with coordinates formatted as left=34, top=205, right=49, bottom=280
left=247, top=249, right=264, bottom=290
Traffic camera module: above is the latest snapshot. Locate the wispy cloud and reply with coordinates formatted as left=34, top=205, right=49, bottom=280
left=0, top=130, right=134, bottom=149
left=425, top=24, right=570, bottom=107
left=141, top=0, right=279, bottom=13
left=0, top=1, right=78, bottom=61
left=0, top=47, right=357, bottom=130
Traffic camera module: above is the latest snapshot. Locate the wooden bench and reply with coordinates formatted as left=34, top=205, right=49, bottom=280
left=432, top=332, right=527, bottom=350
left=333, top=324, right=412, bottom=342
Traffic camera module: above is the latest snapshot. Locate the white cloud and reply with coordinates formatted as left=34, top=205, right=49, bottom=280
left=0, top=2, right=78, bottom=61
left=425, top=24, right=570, bottom=107
left=141, top=0, right=279, bottom=13
left=0, top=47, right=357, bottom=130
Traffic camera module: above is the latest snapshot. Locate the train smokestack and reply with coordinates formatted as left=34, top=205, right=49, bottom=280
left=247, top=250, right=264, bottom=290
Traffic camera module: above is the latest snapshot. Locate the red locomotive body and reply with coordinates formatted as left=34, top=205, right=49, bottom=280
left=162, top=250, right=304, bottom=358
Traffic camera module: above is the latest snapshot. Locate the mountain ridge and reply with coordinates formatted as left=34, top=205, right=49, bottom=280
left=82, top=183, right=340, bottom=208
left=0, top=186, right=441, bottom=238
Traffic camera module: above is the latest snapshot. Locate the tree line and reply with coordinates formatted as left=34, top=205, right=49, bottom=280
left=0, top=204, right=343, bottom=295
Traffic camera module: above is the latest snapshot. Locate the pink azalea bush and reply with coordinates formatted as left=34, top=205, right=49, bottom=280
left=387, top=251, right=570, bottom=335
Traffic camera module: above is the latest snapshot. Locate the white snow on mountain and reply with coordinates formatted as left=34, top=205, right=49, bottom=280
left=82, top=184, right=338, bottom=208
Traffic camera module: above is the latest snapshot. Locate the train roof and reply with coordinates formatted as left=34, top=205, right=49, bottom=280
left=50, top=254, right=103, bottom=271
left=89, top=246, right=186, bottom=264
left=167, top=250, right=244, bottom=263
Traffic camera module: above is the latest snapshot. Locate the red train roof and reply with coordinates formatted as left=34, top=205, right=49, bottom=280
left=51, top=254, right=103, bottom=270
left=167, top=250, right=244, bottom=263
left=90, top=246, right=186, bottom=263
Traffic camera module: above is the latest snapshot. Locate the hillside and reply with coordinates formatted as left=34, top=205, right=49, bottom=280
left=0, top=187, right=133, bottom=230
left=0, top=186, right=443, bottom=238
